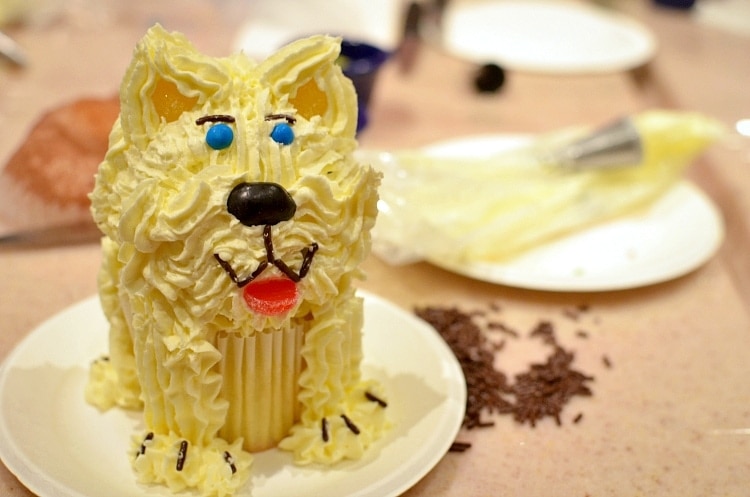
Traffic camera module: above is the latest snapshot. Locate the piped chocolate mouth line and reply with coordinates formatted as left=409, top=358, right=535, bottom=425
left=214, top=225, right=318, bottom=287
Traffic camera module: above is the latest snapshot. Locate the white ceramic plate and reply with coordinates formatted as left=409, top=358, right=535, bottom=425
left=421, top=135, right=724, bottom=292
left=441, top=0, right=657, bottom=73
left=0, top=292, right=466, bottom=497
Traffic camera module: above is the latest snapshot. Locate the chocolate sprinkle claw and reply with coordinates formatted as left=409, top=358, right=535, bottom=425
left=341, top=414, right=360, bottom=435
left=365, top=391, right=388, bottom=408
left=321, top=418, right=330, bottom=443
left=176, top=440, right=188, bottom=471
left=138, top=432, right=154, bottom=457
left=224, top=451, right=237, bottom=474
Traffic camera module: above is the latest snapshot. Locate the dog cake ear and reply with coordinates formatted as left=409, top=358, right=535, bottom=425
left=150, top=78, right=199, bottom=124
left=259, top=35, right=357, bottom=137
left=119, top=24, right=229, bottom=147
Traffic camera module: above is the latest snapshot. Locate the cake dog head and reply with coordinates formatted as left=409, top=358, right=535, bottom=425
left=92, top=25, right=379, bottom=328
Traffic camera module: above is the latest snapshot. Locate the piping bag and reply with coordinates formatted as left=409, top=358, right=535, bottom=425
left=365, top=110, right=725, bottom=265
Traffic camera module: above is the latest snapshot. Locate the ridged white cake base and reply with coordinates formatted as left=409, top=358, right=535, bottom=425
left=215, top=325, right=303, bottom=452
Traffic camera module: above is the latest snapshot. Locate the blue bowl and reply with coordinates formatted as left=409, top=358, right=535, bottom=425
left=339, top=40, right=390, bottom=132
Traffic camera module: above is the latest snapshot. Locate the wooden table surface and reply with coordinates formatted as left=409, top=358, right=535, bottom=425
left=1, top=1, right=749, bottom=496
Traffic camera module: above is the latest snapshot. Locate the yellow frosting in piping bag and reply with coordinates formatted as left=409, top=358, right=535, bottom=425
left=372, top=110, right=725, bottom=264
left=85, top=25, right=384, bottom=496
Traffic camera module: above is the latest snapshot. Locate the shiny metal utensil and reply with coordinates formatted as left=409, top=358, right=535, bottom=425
left=0, top=30, right=27, bottom=67
left=0, top=221, right=101, bottom=249
left=364, top=115, right=644, bottom=174
left=554, top=116, right=643, bottom=170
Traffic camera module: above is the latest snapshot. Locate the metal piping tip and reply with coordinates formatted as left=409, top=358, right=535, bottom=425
left=555, top=117, right=643, bottom=170
left=0, top=30, right=27, bottom=67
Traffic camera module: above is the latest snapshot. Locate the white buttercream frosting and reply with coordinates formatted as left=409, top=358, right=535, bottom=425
left=86, top=25, right=384, bottom=496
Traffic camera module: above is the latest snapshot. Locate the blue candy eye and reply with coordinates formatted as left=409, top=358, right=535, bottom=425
left=270, top=123, right=295, bottom=145
left=205, top=123, right=234, bottom=150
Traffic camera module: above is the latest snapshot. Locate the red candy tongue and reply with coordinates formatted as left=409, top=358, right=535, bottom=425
left=242, top=277, right=298, bottom=316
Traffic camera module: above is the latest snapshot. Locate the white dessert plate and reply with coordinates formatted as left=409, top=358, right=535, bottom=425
left=441, top=0, right=657, bottom=73
left=0, top=291, right=466, bottom=497
left=402, top=135, right=722, bottom=292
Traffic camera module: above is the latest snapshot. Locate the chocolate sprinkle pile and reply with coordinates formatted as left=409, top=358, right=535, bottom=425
left=511, top=332, right=594, bottom=427
left=416, top=306, right=513, bottom=429
left=415, top=305, right=596, bottom=429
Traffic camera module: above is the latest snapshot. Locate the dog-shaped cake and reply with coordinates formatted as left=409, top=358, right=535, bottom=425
left=85, top=25, right=386, bottom=495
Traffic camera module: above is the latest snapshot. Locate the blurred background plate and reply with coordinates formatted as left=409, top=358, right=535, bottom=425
left=234, top=0, right=401, bottom=60
left=441, top=0, right=657, bottom=73
left=696, top=0, right=750, bottom=38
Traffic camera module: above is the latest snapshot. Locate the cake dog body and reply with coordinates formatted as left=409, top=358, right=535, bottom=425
left=86, top=25, right=385, bottom=495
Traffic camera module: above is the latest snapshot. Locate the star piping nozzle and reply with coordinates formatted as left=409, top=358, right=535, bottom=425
left=555, top=116, right=644, bottom=170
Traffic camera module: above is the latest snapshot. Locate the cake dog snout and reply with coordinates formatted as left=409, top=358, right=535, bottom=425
left=227, top=181, right=296, bottom=227
left=215, top=181, right=318, bottom=291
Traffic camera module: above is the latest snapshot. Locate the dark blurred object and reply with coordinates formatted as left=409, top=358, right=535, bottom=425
left=397, top=1, right=422, bottom=73
left=0, top=221, right=101, bottom=250
left=474, top=63, right=506, bottom=93
left=339, top=40, right=390, bottom=132
left=652, top=0, right=695, bottom=9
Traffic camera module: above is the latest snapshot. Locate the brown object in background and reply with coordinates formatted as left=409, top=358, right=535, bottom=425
left=0, top=96, right=119, bottom=228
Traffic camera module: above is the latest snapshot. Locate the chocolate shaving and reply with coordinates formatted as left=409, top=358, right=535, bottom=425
left=92, top=355, right=110, bottom=366
left=341, top=414, right=360, bottom=435
left=529, top=320, right=556, bottom=344
left=176, top=440, right=188, bottom=471
left=195, top=114, right=236, bottom=125
left=298, top=243, right=319, bottom=279
left=449, top=441, right=472, bottom=452
left=138, top=432, right=154, bottom=456
left=511, top=344, right=593, bottom=427
left=264, top=113, right=297, bottom=124
left=214, top=226, right=318, bottom=286
left=321, top=418, right=329, bottom=443
left=487, top=321, right=519, bottom=338
left=365, top=391, right=388, bottom=408
left=563, top=304, right=590, bottom=321
left=416, top=304, right=597, bottom=430
left=223, top=451, right=237, bottom=474
left=415, top=306, right=513, bottom=429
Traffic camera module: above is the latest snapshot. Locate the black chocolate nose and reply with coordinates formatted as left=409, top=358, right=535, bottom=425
left=227, top=182, right=297, bottom=227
